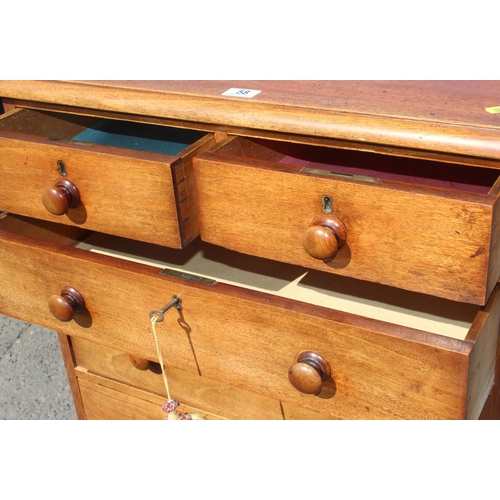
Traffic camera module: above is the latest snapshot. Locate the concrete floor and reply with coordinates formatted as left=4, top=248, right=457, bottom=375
left=0, top=105, right=76, bottom=419
left=0, top=314, right=77, bottom=419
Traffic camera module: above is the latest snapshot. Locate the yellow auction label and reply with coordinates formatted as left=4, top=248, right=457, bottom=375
left=485, top=106, right=500, bottom=114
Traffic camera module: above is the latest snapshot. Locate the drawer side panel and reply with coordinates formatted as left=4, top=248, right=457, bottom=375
left=465, top=284, right=500, bottom=419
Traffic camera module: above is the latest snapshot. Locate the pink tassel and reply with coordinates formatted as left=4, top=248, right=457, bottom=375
left=162, top=399, right=206, bottom=420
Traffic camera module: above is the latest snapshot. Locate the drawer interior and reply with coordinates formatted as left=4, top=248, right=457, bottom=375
left=0, top=215, right=481, bottom=340
left=0, top=108, right=207, bottom=155
left=70, top=118, right=206, bottom=155
left=215, top=137, right=500, bottom=194
left=75, top=231, right=479, bottom=341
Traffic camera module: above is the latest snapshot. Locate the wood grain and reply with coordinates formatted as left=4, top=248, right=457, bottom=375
left=0, top=107, right=98, bottom=137
left=77, top=376, right=221, bottom=420
left=2, top=81, right=500, bottom=421
left=0, top=108, right=214, bottom=248
left=464, top=282, right=500, bottom=418
left=0, top=229, right=486, bottom=419
left=193, top=153, right=497, bottom=304
left=56, top=333, right=87, bottom=419
left=1, top=81, right=500, bottom=160
left=71, top=336, right=284, bottom=419
left=479, top=332, right=500, bottom=419
left=0, top=214, right=90, bottom=245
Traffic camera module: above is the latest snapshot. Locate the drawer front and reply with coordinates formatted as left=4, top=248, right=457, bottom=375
left=193, top=142, right=500, bottom=305
left=71, top=336, right=330, bottom=419
left=1, top=229, right=496, bottom=420
left=77, top=376, right=223, bottom=420
left=0, top=108, right=214, bottom=247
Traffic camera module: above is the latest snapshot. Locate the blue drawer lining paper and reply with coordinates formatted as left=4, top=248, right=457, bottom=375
left=71, top=119, right=206, bottom=156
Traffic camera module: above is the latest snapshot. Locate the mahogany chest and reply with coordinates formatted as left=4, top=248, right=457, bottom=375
left=1, top=80, right=499, bottom=419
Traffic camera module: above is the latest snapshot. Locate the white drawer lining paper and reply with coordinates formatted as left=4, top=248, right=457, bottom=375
left=76, top=234, right=477, bottom=341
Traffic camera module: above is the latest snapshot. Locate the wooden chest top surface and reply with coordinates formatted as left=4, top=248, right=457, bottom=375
left=1, top=80, right=500, bottom=160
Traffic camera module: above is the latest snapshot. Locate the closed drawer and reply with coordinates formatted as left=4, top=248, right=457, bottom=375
left=71, top=336, right=328, bottom=419
left=77, top=376, right=223, bottom=420
left=0, top=216, right=499, bottom=420
left=193, top=137, right=500, bottom=305
left=0, top=108, right=215, bottom=247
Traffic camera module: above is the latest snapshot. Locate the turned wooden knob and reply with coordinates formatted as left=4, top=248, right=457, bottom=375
left=41, top=178, right=80, bottom=215
left=288, top=351, right=331, bottom=394
left=302, top=215, right=347, bottom=261
left=129, top=354, right=151, bottom=371
left=48, top=286, right=85, bottom=322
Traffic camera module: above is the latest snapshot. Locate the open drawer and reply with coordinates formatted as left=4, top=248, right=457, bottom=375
left=0, top=108, right=215, bottom=247
left=1, top=214, right=499, bottom=419
left=193, top=136, right=500, bottom=305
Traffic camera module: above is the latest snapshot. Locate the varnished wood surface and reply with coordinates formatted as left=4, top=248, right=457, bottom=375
left=57, top=333, right=87, bottom=419
left=71, top=336, right=284, bottom=419
left=0, top=227, right=494, bottom=419
left=1, top=81, right=500, bottom=160
left=2, top=81, right=500, bottom=420
left=0, top=213, right=90, bottom=245
left=77, top=375, right=222, bottom=420
left=72, top=336, right=335, bottom=420
left=0, top=108, right=215, bottom=247
left=464, top=283, right=500, bottom=418
left=193, top=150, right=497, bottom=305
left=479, top=331, right=500, bottom=419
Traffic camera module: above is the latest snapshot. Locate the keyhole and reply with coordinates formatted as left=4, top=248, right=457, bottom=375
left=322, top=195, right=333, bottom=213
left=57, top=160, right=67, bottom=176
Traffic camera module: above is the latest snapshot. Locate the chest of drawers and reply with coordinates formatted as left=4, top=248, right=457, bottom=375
left=1, top=80, right=500, bottom=420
